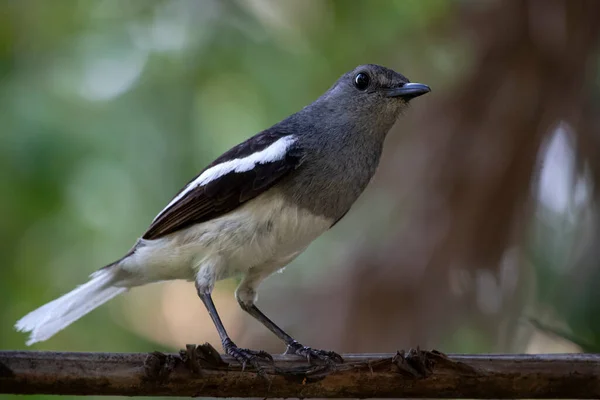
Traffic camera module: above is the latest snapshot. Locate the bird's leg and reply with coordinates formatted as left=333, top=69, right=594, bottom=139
left=235, top=277, right=343, bottom=365
left=196, top=289, right=273, bottom=370
left=239, top=302, right=344, bottom=365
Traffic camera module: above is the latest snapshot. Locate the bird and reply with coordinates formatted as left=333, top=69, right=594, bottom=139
left=15, top=64, right=430, bottom=368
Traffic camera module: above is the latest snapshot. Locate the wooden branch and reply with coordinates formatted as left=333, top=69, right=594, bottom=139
left=2, top=346, right=600, bottom=398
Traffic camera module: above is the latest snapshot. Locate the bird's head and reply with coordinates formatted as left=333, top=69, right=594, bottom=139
left=317, top=64, right=430, bottom=135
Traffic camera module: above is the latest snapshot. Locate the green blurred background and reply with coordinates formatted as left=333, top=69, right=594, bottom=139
left=2, top=0, right=600, bottom=398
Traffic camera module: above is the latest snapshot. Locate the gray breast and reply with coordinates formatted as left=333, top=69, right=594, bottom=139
left=279, top=133, right=384, bottom=220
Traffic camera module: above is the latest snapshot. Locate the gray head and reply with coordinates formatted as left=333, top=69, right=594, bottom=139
left=276, top=64, right=429, bottom=219
left=310, top=64, right=430, bottom=136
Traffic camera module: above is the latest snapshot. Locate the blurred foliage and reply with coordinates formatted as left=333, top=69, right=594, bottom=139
left=1, top=0, right=600, bottom=399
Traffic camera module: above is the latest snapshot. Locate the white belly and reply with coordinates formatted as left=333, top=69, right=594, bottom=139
left=120, top=191, right=333, bottom=288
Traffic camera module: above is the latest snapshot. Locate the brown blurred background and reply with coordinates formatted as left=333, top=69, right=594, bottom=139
left=2, top=1, right=600, bottom=398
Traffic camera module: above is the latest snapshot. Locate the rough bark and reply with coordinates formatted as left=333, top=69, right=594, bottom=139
left=2, top=348, right=600, bottom=398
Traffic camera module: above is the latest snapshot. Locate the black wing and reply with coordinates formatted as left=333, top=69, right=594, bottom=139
left=142, top=131, right=304, bottom=240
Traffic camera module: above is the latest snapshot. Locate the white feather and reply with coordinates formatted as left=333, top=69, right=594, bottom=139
left=15, top=267, right=127, bottom=345
left=154, top=135, right=297, bottom=222
left=124, top=191, right=333, bottom=290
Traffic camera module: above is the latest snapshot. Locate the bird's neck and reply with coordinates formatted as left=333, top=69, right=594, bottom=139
left=276, top=112, right=387, bottom=221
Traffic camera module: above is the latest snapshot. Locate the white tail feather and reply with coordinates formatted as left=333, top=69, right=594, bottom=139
left=15, top=267, right=127, bottom=345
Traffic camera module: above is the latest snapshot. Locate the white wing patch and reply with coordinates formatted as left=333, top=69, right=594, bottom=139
left=153, top=135, right=297, bottom=222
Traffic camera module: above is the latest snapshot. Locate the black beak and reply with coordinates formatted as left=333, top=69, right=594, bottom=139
left=386, top=82, right=431, bottom=100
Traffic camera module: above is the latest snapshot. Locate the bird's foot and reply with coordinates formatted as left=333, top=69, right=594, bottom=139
left=223, top=338, right=273, bottom=372
left=285, top=341, right=344, bottom=365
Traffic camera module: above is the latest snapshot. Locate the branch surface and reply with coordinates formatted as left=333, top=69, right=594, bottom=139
left=1, top=346, right=600, bottom=398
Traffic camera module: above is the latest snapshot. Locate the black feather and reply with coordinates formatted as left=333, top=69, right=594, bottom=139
left=142, top=131, right=303, bottom=240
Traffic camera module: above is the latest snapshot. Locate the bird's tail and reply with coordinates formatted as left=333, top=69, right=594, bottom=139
left=15, top=266, right=128, bottom=345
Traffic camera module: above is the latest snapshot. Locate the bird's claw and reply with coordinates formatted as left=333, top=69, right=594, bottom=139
left=285, top=341, right=344, bottom=365
left=223, top=338, right=273, bottom=374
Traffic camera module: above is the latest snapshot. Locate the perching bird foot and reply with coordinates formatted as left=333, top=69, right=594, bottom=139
left=223, top=338, right=273, bottom=373
left=285, top=341, right=344, bottom=365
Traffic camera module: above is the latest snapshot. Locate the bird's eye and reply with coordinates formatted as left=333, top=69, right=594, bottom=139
left=354, top=72, right=370, bottom=91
